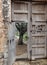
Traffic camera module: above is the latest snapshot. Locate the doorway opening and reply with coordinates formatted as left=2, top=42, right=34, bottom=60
left=11, top=1, right=30, bottom=60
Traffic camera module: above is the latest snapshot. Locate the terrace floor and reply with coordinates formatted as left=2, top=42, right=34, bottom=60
left=13, top=59, right=47, bottom=65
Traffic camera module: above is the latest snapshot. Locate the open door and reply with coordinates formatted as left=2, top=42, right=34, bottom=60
left=11, top=1, right=30, bottom=60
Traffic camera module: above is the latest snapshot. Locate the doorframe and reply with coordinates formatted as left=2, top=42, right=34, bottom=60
left=11, top=1, right=31, bottom=60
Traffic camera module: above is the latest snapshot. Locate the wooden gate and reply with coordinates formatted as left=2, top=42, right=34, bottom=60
left=30, top=2, right=47, bottom=59
left=11, top=1, right=47, bottom=59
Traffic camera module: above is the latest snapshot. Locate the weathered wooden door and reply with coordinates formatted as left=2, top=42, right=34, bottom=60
left=30, top=3, right=47, bottom=59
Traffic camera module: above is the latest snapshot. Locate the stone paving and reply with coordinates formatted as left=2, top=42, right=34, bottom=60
left=16, top=44, right=27, bottom=56
left=13, top=59, right=47, bottom=65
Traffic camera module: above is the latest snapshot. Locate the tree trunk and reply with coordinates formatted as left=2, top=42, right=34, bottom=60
left=18, top=33, right=23, bottom=45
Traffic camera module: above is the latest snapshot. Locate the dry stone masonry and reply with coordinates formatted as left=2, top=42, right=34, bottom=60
left=0, top=0, right=11, bottom=65
left=0, top=0, right=7, bottom=65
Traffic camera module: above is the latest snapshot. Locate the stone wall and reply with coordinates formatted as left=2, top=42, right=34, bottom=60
left=0, top=0, right=8, bottom=65
left=2, top=0, right=11, bottom=65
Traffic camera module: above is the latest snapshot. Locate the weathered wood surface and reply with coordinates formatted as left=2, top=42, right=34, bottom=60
left=30, top=4, right=47, bottom=59
left=11, top=1, right=47, bottom=59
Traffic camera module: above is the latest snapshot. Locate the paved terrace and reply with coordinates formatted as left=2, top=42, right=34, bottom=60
left=13, top=59, right=47, bottom=65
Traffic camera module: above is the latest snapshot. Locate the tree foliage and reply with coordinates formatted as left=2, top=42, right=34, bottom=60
left=15, top=23, right=27, bottom=45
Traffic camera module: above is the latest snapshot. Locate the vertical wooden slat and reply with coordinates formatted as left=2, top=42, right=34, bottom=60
left=45, top=4, right=47, bottom=57
left=27, top=2, right=32, bottom=59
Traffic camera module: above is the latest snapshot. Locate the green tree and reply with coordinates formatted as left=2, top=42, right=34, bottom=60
left=15, top=23, right=27, bottom=45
